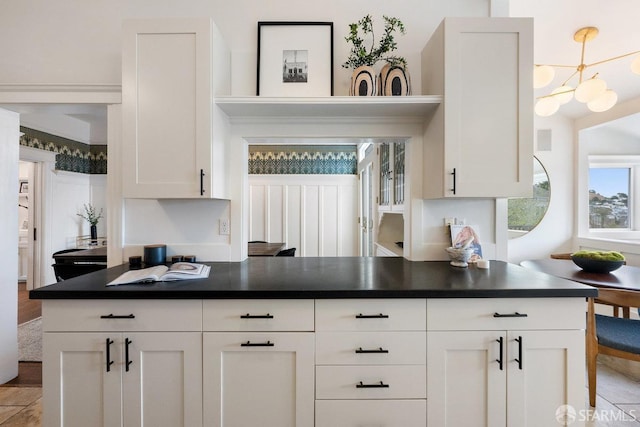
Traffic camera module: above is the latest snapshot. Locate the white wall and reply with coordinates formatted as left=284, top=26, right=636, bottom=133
left=0, top=108, right=19, bottom=383
left=249, top=175, right=358, bottom=256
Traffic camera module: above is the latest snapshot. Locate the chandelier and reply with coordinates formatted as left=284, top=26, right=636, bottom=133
left=534, top=26, right=640, bottom=116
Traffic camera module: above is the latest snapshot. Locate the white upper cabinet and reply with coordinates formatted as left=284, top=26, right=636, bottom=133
left=421, top=18, right=533, bottom=198
left=122, top=18, right=230, bottom=199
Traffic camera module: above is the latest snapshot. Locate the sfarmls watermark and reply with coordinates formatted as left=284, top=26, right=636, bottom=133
left=556, top=405, right=638, bottom=424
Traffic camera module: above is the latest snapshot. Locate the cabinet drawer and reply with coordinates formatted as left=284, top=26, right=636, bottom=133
left=316, top=332, right=426, bottom=365
left=316, top=299, right=426, bottom=331
left=316, top=366, right=426, bottom=399
left=316, top=400, right=426, bottom=427
left=427, top=298, right=585, bottom=331
left=203, top=299, right=314, bottom=331
left=42, top=300, right=202, bottom=332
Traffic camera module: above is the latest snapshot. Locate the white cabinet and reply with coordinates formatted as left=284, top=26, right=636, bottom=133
left=315, top=299, right=427, bottom=427
left=122, top=18, right=230, bottom=199
left=426, top=298, right=585, bottom=427
left=202, top=300, right=315, bottom=427
left=421, top=18, right=533, bottom=198
left=378, top=142, right=405, bottom=213
left=42, top=300, right=203, bottom=427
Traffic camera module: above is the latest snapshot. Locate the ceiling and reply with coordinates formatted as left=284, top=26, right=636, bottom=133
left=4, top=0, right=640, bottom=142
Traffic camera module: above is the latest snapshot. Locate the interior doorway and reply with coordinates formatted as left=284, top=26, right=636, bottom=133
left=358, top=144, right=375, bottom=256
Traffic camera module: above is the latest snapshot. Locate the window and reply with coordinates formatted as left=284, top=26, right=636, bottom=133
left=589, top=167, right=630, bottom=229
left=587, top=155, right=640, bottom=232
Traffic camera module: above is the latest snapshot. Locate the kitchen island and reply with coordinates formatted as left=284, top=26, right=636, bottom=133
left=31, top=258, right=596, bottom=427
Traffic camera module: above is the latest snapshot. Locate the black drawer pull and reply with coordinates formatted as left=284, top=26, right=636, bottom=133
left=100, top=314, right=135, bottom=319
left=514, top=336, right=523, bottom=370
left=493, top=312, right=528, bottom=318
left=240, top=313, right=274, bottom=319
left=496, top=337, right=504, bottom=371
left=355, top=347, right=389, bottom=354
left=241, top=341, right=274, bottom=347
left=356, top=381, right=389, bottom=389
left=355, top=313, right=389, bottom=319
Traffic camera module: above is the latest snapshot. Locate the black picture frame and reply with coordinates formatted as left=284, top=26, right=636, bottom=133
left=19, top=180, right=28, bottom=194
left=257, top=21, right=334, bottom=96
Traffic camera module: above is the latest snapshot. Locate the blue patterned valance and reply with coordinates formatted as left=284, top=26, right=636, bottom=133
left=19, top=127, right=107, bottom=174
left=249, top=145, right=357, bottom=175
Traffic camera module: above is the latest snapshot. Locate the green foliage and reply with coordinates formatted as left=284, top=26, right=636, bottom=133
left=342, top=15, right=407, bottom=69
left=572, top=250, right=625, bottom=261
left=77, top=203, right=103, bottom=226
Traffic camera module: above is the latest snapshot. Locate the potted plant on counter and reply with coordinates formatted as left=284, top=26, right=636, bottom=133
left=78, top=203, right=103, bottom=242
left=342, top=14, right=410, bottom=96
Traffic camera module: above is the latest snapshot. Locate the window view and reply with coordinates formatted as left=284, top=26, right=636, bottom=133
left=589, top=168, right=630, bottom=229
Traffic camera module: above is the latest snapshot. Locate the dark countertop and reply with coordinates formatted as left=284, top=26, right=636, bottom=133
left=30, top=258, right=597, bottom=300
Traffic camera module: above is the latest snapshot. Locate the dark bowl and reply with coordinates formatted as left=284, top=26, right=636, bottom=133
left=571, top=255, right=624, bottom=273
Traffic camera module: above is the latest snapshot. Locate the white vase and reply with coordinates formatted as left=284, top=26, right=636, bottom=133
left=378, top=63, right=411, bottom=96
left=349, top=65, right=378, bottom=96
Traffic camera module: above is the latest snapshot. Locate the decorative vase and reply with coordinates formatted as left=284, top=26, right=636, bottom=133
left=378, top=63, right=411, bottom=96
left=90, top=225, right=98, bottom=241
left=349, top=65, right=378, bottom=96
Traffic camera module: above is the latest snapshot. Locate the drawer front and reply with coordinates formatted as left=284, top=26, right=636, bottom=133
left=316, top=365, right=426, bottom=399
left=427, top=298, right=585, bottom=331
left=203, top=299, right=314, bottom=331
left=42, top=300, right=202, bottom=332
left=316, top=400, right=426, bottom=427
left=316, top=332, right=426, bottom=365
left=316, top=299, right=426, bottom=331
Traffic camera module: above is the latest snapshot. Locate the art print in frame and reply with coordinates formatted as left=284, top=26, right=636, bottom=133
left=450, top=224, right=483, bottom=263
left=257, top=21, right=333, bottom=96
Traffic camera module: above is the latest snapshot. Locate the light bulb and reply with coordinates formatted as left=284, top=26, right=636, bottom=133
left=533, top=65, right=555, bottom=88
left=550, top=85, right=574, bottom=105
left=587, top=89, right=618, bottom=112
left=535, top=97, right=560, bottom=117
left=632, top=55, right=640, bottom=75
left=575, top=78, right=607, bottom=103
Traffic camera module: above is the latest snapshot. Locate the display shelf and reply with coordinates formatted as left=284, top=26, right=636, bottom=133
left=215, top=96, right=442, bottom=119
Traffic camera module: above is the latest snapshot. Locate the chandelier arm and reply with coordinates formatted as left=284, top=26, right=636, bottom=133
left=535, top=63, right=577, bottom=68
left=585, top=50, right=640, bottom=68
left=561, top=70, right=580, bottom=86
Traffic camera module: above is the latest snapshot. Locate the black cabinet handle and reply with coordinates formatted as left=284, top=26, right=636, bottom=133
left=355, top=313, right=389, bottom=319
left=493, top=312, right=528, bottom=318
left=496, top=337, right=503, bottom=371
left=106, top=338, right=114, bottom=373
left=451, top=168, right=456, bottom=194
left=355, top=347, right=389, bottom=354
left=125, top=338, right=133, bottom=372
left=240, top=313, right=274, bottom=319
left=514, top=336, right=523, bottom=370
left=356, top=381, right=389, bottom=389
left=241, top=341, right=274, bottom=347
left=200, top=169, right=205, bottom=196
left=100, top=314, right=135, bottom=319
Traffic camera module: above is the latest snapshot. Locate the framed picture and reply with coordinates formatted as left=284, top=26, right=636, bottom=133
left=257, top=21, right=333, bottom=96
left=450, top=224, right=483, bottom=262
left=19, top=180, right=28, bottom=194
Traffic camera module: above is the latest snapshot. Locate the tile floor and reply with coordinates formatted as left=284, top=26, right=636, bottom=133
left=0, top=363, right=639, bottom=426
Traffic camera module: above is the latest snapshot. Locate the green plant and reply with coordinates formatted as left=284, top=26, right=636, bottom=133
left=342, top=15, right=407, bottom=69
left=77, top=203, right=103, bottom=226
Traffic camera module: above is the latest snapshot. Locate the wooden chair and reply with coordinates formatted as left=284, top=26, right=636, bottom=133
left=587, top=288, right=640, bottom=407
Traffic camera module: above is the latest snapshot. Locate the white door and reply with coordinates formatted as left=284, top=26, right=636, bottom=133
left=507, top=330, right=585, bottom=427
left=42, top=333, right=122, bottom=427
left=427, top=331, right=507, bottom=427
left=203, top=332, right=315, bottom=427
left=358, top=145, right=376, bottom=256
left=122, top=332, right=202, bottom=427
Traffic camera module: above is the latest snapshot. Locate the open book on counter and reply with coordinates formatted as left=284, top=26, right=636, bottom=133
left=107, top=262, right=210, bottom=286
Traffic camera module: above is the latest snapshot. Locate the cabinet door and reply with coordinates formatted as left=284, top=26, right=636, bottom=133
left=122, top=332, right=202, bottom=427
left=203, top=332, right=314, bottom=427
left=427, top=331, right=506, bottom=427
left=507, top=330, right=584, bottom=427
left=43, top=333, right=122, bottom=427
left=422, top=18, right=533, bottom=198
left=122, top=18, right=215, bottom=199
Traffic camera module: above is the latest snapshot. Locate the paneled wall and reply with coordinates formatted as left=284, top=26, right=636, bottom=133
left=249, top=175, right=358, bottom=256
